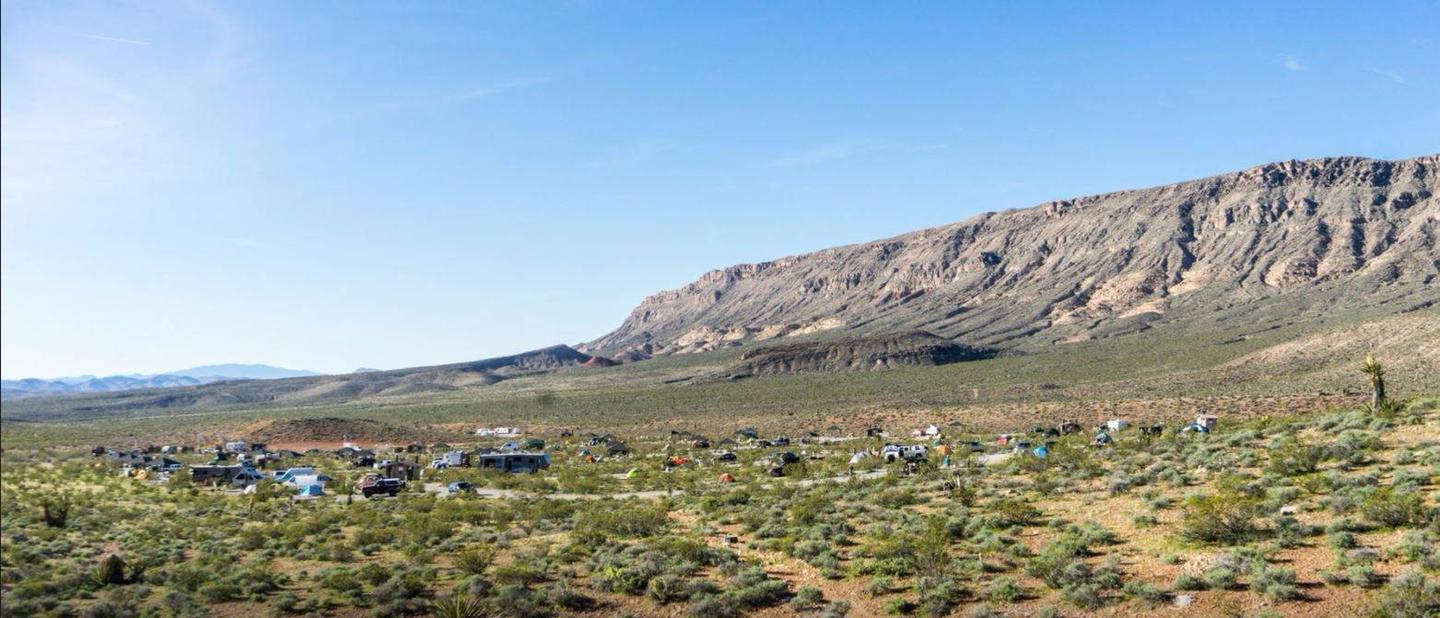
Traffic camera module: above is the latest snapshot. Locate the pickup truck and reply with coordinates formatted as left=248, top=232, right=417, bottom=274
left=359, top=476, right=406, bottom=498
left=881, top=444, right=928, bottom=462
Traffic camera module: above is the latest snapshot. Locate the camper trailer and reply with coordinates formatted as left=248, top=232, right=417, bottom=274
left=430, top=451, right=469, bottom=469
left=191, top=464, right=266, bottom=487
left=475, top=452, right=550, bottom=473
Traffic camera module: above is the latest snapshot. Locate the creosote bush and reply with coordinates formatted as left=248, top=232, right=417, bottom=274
left=1179, top=491, right=1263, bottom=545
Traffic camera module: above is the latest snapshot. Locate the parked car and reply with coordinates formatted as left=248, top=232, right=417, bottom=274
left=447, top=481, right=473, bottom=494
left=360, top=476, right=406, bottom=498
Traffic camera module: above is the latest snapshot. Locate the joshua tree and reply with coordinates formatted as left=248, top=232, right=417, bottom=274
left=95, top=554, right=127, bottom=585
left=39, top=495, right=71, bottom=528
left=1362, top=355, right=1386, bottom=410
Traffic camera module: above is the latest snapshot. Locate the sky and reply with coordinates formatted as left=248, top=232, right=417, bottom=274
left=2, top=1, right=1438, bottom=379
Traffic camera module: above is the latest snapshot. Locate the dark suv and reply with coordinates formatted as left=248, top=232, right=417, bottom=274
left=361, top=477, right=406, bottom=498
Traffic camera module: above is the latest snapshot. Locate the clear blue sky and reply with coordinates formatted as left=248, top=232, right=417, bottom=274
left=3, top=1, right=1437, bottom=378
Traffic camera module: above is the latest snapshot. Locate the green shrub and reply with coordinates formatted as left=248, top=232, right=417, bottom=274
left=885, top=596, right=917, bottom=615
left=490, top=562, right=543, bottom=586
left=1062, top=582, right=1105, bottom=609
left=1123, top=580, right=1165, bottom=605
left=1372, top=570, right=1440, bottom=618
left=688, top=594, right=741, bottom=618
left=819, top=600, right=851, bottom=618
left=987, top=499, right=1042, bottom=528
left=1362, top=487, right=1426, bottom=528
left=1204, top=566, right=1238, bottom=590
left=984, top=576, right=1025, bottom=602
left=1025, top=536, right=1090, bottom=589
left=1268, top=440, right=1326, bottom=476
left=547, top=582, right=595, bottom=611
left=452, top=548, right=493, bottom=576
left=646, top=574, right=687, bottom=604
left=1347, top=565, right=1384, bottom=588
left=1174, top=571, right=1206, bottom=590
left=319, top=569, right=361, bottom=594
left=1249, top=565, right=1300, bottom=601
left=790, top=586, right=824, bottom=609
left=1179, top=492, right=1262, bottom=545
left=572, top=501, right=669, bottom=545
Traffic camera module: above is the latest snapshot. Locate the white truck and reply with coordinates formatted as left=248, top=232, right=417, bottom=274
left=882, top=444, right=928, bottom=462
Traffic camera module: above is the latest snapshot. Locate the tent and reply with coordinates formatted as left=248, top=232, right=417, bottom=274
left=719, top=472, right=735, bottom=483
left=849, top=452, right=867, bottom=465
left=1092, top=431, right=1113, bottom=446
left=294, top=484, right=325, bottom=499
left=1180, top=423, right=1211, bottom=434
left=286, top=474, right=332, bottom=488
left=625, top=468, right=641, bottom=479
left=1033, top=445, right=1050, bottom=459
left=275, top=467, right=315, bottom=483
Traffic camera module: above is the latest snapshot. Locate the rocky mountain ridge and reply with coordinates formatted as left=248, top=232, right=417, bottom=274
left=587, top=155, right=1439, bottom=357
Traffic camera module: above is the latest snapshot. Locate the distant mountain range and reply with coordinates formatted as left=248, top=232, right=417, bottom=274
left=1, top=364, right=318, bottom=400
left=3, top=346, right=602, bottom=420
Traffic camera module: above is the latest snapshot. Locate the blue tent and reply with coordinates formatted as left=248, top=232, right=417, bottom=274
left=295, top=484, right=325, bottom=498
left=1033, top=445, right=1050, bottom=459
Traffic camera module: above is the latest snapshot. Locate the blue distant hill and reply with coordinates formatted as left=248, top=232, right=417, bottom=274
left=1, top=364, right=319, bottom=400
left=166, top=364, right=319, bottom=380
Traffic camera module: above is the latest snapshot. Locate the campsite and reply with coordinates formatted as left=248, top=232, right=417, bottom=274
left=3, top=395, right=1438, bottom=617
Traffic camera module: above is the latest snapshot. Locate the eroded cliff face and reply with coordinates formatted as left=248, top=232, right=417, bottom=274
left=588, top=156, right=1439, bottom=357
left=727, top=331, right=997, bottom=377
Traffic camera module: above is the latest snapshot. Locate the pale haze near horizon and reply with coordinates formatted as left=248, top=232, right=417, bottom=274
left=3, top=1, right=1438, bottom=379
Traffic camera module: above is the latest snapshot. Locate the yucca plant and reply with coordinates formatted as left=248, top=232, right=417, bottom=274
left=1362, top=355, right=1387, bottom=410
left=429, top=593, right=491, bottom=618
